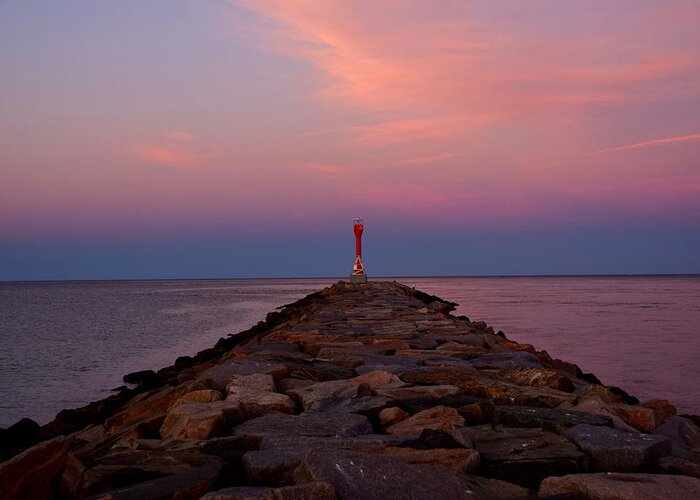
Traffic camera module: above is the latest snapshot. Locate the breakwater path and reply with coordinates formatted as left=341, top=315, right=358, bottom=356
left=1, top=281, right=699, bottom=498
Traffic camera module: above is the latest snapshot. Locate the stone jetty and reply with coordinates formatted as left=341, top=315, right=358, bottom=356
left=1, top=281, right=700, bottom=499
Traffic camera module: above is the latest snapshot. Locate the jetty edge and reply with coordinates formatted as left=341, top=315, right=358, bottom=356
left=0, top=282, right=699, bottom=499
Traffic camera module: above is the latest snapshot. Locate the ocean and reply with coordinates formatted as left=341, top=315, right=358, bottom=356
left=1, top=276, right=699, bottom=427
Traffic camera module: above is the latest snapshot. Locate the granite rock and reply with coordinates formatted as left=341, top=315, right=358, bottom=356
left=293, top=449, right=480, bottom=500
left=465, top=425, right=585, bottom=490
left=539, top=472, right=700, bottom=500
left=386, top=406, right=465, bottom=436
left=563, top=423, right=672, bottom=472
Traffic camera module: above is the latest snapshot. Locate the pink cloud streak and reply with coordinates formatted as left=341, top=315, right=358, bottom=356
left=128, top=143, right=202, bottom=168
left=395, top=152, right=463, bottom=166
left=588, top=133, right=700, bottom=156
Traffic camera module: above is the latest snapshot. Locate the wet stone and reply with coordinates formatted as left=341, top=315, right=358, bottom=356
left=242, top=449, right=305, bottom=486
left=408, top=337, right=439, bottom=350
left=293, top=449, right=480, bottom=500
left=0, top=437, right=67, bottom=500
left=562, top=423, right=672, bottom=472
left=87, top=464, right=222, bottom=500
left=470, top=352, right=542, bottom=369
left=232, top=413, right=373, bottom=446
left=376, top=384, right=462, bottom=400
left=539, top=472, right=700, bottom=500
left=386, top=406, right=465, bottom=436
left=464, top=425, right=585, bottom=490
left=201, top=482, right=336, bottom=500
left=159, top=401, right=226, bottom=440
left=198, top=361, right=289, bottom=391
left=492, top=405, right=613, bottom=432
left=652, top=415, right=700, bottom=449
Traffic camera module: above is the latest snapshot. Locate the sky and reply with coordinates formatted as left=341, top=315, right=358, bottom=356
left=1, top=0, right=700, bottom=280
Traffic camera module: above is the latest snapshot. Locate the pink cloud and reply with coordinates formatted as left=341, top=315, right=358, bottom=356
left=127, top=131, right=210, bottom=168
left=128, top=143, right=202, bottom=168
left=234, top=1, right=700, bottom=116
left=395, top=152, right=463, bottom=166
left=588, top=133, right=700, bottom=156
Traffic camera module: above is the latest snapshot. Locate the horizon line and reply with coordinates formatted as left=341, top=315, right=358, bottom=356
left=2, top=272, right=700, bottom=284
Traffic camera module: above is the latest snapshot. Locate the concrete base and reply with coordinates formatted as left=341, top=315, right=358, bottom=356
left=350, top=274, right=368, bottom=284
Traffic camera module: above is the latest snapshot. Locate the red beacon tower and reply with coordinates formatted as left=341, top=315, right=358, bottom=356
left=350, top=217, right=368, bottom=283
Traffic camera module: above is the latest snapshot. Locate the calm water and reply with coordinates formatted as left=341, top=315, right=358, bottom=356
left=1, top=276, right=699, bottom=427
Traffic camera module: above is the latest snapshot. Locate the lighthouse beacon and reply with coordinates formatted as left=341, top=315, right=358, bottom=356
left=350, top=217, right=368, bottom=283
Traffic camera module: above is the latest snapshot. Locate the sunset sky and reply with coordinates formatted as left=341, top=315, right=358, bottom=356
left=2, top=1, right=700, bottom=279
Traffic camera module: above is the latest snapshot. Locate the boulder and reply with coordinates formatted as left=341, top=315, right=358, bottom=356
left=399, top=367, right=478, bottom=386
left=77, top=447, right=222, bottom=496
left=612, top=404, right=658, bottom=432
left=470, top=351, right=542, bottom=369
left=421, top=356, right=476, bottom=370
left=201, top=482, right=335, bottom=500
left=642, top=399, right=677, bottom=425
left=408, top=338, right=439, bottom=350
left=199, top=435, right=258, bottom=462
left=497, top=367, right=574, bottom=392
left=378, top=407, right=409, bottom=426
left=576, top=383, right=626, bottom=404
left=225, top=387, right=296, bottom=422
left=258, top=434, right=405, bottom=454
left=105, top=385, right=186, bottom=432
left=354, top=363, right=417, bottom=375
left=436, top=341, right=486, bottom=353
left=376, top=384, right=462, bottom=400
left=546, top=358, right=580, bottom=377
left=652, top=415, right=700, bottom=448
left=123, top=369, right=163, bottom=390
left=242, top=449, right=306, bottom=486
left=457, top=378, right=576, bottom=408
left=201, top=486, right=269, bottom=500
left=464, top=425, right=584, bottom=490
left=386, top=406, right=465, bottom=436
left=275, top=377, right=314, bottom=394
left=562, top=423, right=672, bottom=472
left=558, top=396, right=639, bottom=432
left=0, top=417, right=40, bottom=461
left=390, top=394, right=484, bottom=414
left=435, top=334, right=489, bottom=347
left=288, top=370, right=403, bottom=411
left=198, top=360, right=288, bottom=390
left=402, top=427, right=472, bottom=449
left=492, top=405, right=612, bottom=432
left=282, top=359, right=357, bottom=382
left=539, top=472, right=700, bottom=499
left=659, top=456, right=700, bottom=479
left=88, top=463, right=222, bottom=500
left=178, top=389, right=223, bottom=404
left=226, top=373, right=277, bottom=393
left=460, top=475, right=534, bottom=499
left=160, top=401, right=226, bottom=440
left=382, top=446, right=480, bottom=473
left=232, top=413, right=373, bottom=447
left=293, top=449, right=480, bottom=500
left=316, top=396, right=392, bottom=415
left=287, top=379, right=359, bottom=412
left=352, top=369, right=404, bottom=388
left=0, top=436, right=67, bottom=500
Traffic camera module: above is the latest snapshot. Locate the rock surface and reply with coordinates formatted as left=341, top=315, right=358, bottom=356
left=539, top=472, right=700, bottom=499
left=563, top=423, right=672, bottom=472
left=2, top=280, right=697, bottom=499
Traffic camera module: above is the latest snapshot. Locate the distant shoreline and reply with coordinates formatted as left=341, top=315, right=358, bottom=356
left=2, top=273, right=700, bottom=285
